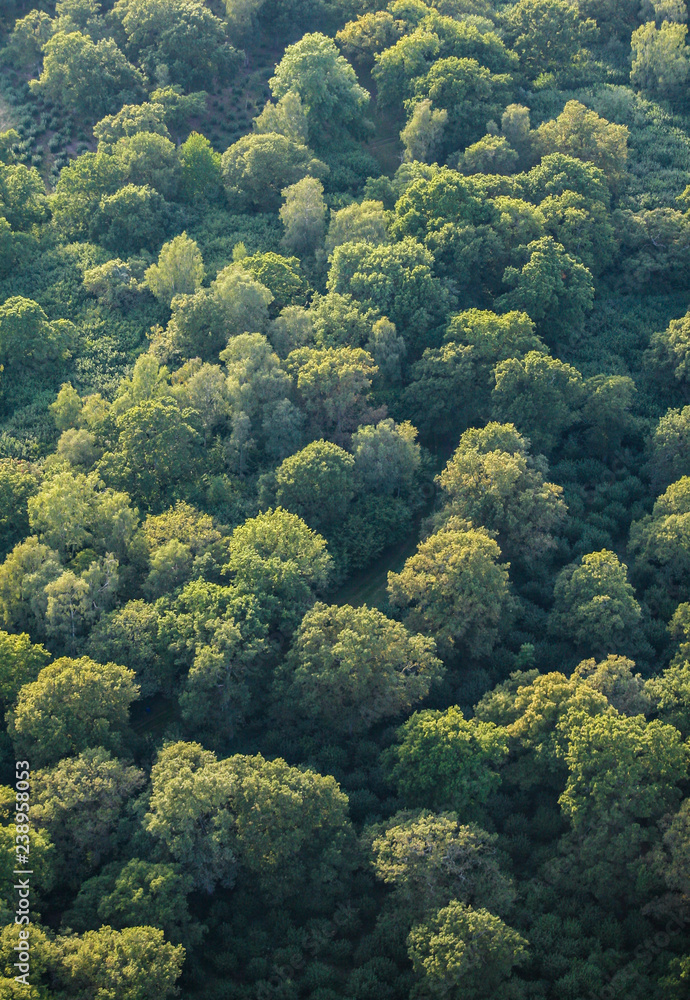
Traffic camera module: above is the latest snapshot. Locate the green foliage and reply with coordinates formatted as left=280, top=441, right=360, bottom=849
left=328, top=237, right=449, bottom=350
left=224, top=507, right=332, bottom=633
left=32, top=31, right=145, bottom=118
left=31, top=747, right=145, bottom=875
left=505, top=0, right=597, bottom=80
left=221, top=132, right=327, bottom=212
left=631, top=20, right=690, bottom=97
left=497, top=236, right=595, bottom=342
left=274, top=440, right=356, bottom=530
left=58, top=924, right=185, bottom=1000
left=386, top=706, right=509, bottom=814
left=407, top=900, right=528, bottom=999
left=550, top=550, right=642, bottom=655
left=112, top=0, right=239, bottom=89
left=370, top=811, right=516, bottom=918
left=270, top=33, right=370, bottom=141
left=68, top=859, right=201, bottom=948
left=0, top=629, right=50, bottom=709
left=0, top=297, right=75, bottom=368
left=280, top=176, right=327, bottom=255
left=535, top=100, right=629, bottom=190
left=144, top=232, right=204, bottom=308
left=491, top=351, right=584, bottom=452
left=274, top=602, right=443, bottom=734
left=7, top=656, right=139, bottom=767
left=179, top=132, right=222, bottom=203
left=437, top=422, right=567, bottom=566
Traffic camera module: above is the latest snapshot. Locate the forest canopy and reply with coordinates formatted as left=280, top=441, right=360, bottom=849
left=0, top=0, right=688, bottom=997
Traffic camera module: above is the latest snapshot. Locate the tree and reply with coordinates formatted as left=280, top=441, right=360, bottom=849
left=505, top=0, right=597, bottom=80
left=273, top=440, right=356, bottom=531
left=535, top=100, right=628, bottom=190
left=221, top=132, right=326, bottom=211
left=222, top=752, right=356, bottom=907
left=7, top=656, right=139, bottom=767
left=459, top=134, right=519, bottom=175
left=274, top=602, right=443, bottom=735
left=213, top=263, right=274, bottom=336
left=0, top=161, right=49, bottom=229
left=287, top=345, right=380, bottom=443
left=646, top=658, right=690, bottom=737
left=647, top=406, right=690, bottom=488
left=143, top=741, right=238, bottom=893
left=500, top=103, right=534, bottom=167
left=2, top=9, right=54, bottom=68
left=388, top=519, right=513, bottom=658
left=573, top=654, right=651, bottom=716
left=231, top=253, right=303, bottom=316
left=629, top=477, right=690, bottom=610
left=445, top=308, right=546, bottom=413
left=0, top=296, right=74, bottom=367
left=0, top=536, right=62, bottom=635
left=402, top=341, right=477, bottom=440
left=58, top=925, right=185, bottom=1000
left=366, top=317, right=407, bottom=384
left=336, top=10, right=405, bottom=66
left=223, top=508, right=332, bottom=633
left=253, top=90, right=309, bottom=144
left=496, top=237, right=595, bottom=342
left=327, top=237, right=449, bottom=350
left=400, top=99, right=448, bottom=163
left=539, top=189, right=616, bottom=276
left=179, top=132, right=222, bottom=202
left=269, top=33, right=370, bottom=140
left=0, top=460, right=39, bottom=554
left=550, top=550, right=642, bottom=655
left=168, top=270, right=273, bottom=361
left=352, top=418, right=421, bottom=495
left=411, top=56, right=513, bottom=156
left=648, top=307, right=690, bottom=390
left=43, top=562, right=118, bottom=650
left=101, top=398, right=201, bottom=506
left=173, top=362, right=229, bottom=445
left=111, top=131, right=181, bottom=197
left=67, top=859, right=202, bottom=948
left=179, top=638, right=260, bottom=746
left=559, top=712, right=689, bottom=903
left=87, top=599, right=170, bottom=697
left=144, top=232, right=204, bottom=307
left=0, top=630, right=50, bottom=710
left=308, top=291, right=377, bottom=348
left=279, top=177, right=327, bottom=255
left=385, top=706, right=509, bottom=815
left=437, top=422, right=567, bottom=565
left=112, top=0, right=239, bottom=89
left=631, top=20, right=690, bottom=96
left=325, top=199, right=388, bottom=254
left=370, top=813, right=516, bottom=919
left=143, top=742, right=355, bottom=904
left=31, top=748, right=145, bottom=876
left=222, top=333, right=290, bottom=436
left=31, top=31, right=144, bottom=118
left=93, top=102, right=169, bottom=147
left=407, top=901, right=528, bottom=1000
left=373, top=27, right=441, bottom=110
left=28, top=470, right=138, bottom=560
left=98, top=184, right=170, bottom=253
left=491, top=351, right=585, bottom=453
